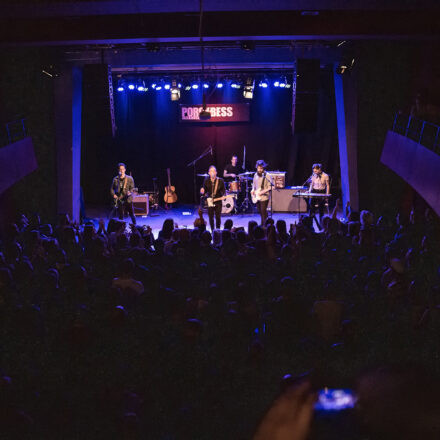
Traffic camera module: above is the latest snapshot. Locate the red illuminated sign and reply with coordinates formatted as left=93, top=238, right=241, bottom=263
left=179, top=103, right=250, bottom=122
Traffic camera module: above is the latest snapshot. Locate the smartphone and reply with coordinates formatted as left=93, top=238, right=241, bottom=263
left=314, top=388, right=356, bottom=411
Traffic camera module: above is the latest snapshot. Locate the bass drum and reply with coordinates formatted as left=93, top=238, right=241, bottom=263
left=222, top=194, right=235, bottom=214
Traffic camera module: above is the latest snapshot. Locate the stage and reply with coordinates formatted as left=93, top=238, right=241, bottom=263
left=84, top=204, right=324, bottom=236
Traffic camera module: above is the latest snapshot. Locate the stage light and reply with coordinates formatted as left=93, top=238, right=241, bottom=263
left=231, top=81, right=241, bottom=89
left=164, top=83, right=171, bottom=90
left=137, top=80, right=146, bottom=92
left=184, top=85, right=191, bottom=91
left=128, top=84, right=135, bottom=90
left=178, top=83, right=182, bottom=88
left=259, top=80, right=268, bottom=88
left=151, top=83, right=156, bottom=89
left=155, top=85, right=162, bottom=90
left=216, top=82, right=224, bottom=88
left=170, top=80, right=180, bottom=101
left=117, top=86, right=124, bottom=92
left=243, top=78, right=255, bottom=99
left=192, top=83, right=199, bottom=89
left=274, top=81, right=280, bottom=87
left=285, top=83, right=291, bottom=88
left=279, top=81, right=286, bottom=88
left=336, top=58, right=355, bottom=75
left=203, top=83, right=209, bottom=89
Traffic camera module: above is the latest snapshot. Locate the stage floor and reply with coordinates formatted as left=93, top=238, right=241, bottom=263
left=85, top=204, right=321, bottom=236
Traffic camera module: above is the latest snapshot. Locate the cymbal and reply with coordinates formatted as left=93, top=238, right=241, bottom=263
left=197, top=173, right=209, bottom=177
left=239, top=176, right=253, bottom=181
left=238, top=171, right=253, bottom=176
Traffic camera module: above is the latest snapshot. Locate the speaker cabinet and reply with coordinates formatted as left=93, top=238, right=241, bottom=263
left=132, top=194, right=149, bottom=216
left=269, top=187, right=308, bottom=213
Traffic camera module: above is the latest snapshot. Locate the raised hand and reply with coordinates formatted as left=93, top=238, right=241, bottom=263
left=253, top=381, right=316, bottom=440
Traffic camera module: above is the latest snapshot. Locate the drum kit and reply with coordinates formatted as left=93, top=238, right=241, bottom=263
left=197, top=170, right=255, bottom=214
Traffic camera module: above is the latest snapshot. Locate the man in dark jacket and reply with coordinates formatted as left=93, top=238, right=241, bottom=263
left=110, top=163, right=136, bottom=224
left=200, top=166, right=225, bottom=231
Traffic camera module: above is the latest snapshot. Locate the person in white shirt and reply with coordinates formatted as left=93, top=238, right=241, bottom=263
left=308, top=163, right=330, bottom=224
left=251, top=160, right=274, bottom=226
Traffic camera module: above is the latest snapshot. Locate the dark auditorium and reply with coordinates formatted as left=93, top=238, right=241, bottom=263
left=1, top=1, right=440, bottom=439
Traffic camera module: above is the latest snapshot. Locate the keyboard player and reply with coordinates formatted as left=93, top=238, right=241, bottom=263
left=308, top=163, right=330, bottom=222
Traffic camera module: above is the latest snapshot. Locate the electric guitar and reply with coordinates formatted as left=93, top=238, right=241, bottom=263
left=251, top=188, right=268, bottom=204
left=206, top=195, right=230, bottom=207
left=113, top=187, right=138, bottom=208
left=164, top=168, right=178, bottom=204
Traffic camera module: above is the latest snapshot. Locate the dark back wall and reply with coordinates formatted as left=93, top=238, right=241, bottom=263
left=0, top=48, right=57, bottom=226
left=355, top=41, right=417, bottom=216
left=81, top=69, right=338, bottom=206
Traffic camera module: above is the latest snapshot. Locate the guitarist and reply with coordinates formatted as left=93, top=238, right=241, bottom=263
left=200, top=166, right=225, bottom=231
left=110, top=163, right=136, bottom=225
left=251, top=160, right=273, bottom=226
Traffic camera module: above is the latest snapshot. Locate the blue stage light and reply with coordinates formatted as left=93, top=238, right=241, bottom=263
left=164, top=84, right=171, bottom=90
left=155, top=85, right=162, bottom=90
left=203, top=83, right=209, bottom=89
left=259, top=81, right=268, bottom=88
left=178, top=83, right=182, bottom=88
left=151, top=83, right=156, bottom=89
left=274, top=81, right=280, bottom=87
left=117, top=86, right=124, bottom=92
left=128, top=84, right=135, bottom=90
left=216, top=82, right=224, bottom=88
left=192, top=84, right=199, bottom=89
left=279, top=81, right=286, bottom=88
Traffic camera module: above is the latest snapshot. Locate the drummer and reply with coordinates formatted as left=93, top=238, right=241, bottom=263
left=223, top=155, right=241, bottom=182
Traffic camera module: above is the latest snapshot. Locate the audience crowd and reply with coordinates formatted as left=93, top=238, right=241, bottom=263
left=0, top=202, right=439, bottom=439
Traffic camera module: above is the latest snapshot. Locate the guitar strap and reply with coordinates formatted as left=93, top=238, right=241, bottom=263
left=213, top=178, right=219, bottom=198
left=260, top=173, right=266, bottom=190
left=118, top=176, right=128, bottom=197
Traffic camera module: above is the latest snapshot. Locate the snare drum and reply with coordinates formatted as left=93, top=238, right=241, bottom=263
left=228, top=180, right=241, bottom=192
left=221, top=194, right=235, bottom=214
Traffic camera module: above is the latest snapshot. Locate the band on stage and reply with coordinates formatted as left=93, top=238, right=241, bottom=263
left=110, top=156, right=331, bottom=230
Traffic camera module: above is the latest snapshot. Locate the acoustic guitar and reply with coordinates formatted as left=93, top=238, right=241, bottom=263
left=164, top=168, right=178, bottom=205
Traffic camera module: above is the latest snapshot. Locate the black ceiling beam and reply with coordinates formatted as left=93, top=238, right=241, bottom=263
left=1, top=10, right=439, bottom=46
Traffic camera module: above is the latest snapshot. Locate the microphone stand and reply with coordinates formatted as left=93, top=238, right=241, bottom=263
left=187, top=146, right=213, bottom=205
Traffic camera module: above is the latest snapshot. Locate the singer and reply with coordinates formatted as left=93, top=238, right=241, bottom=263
left=308, top=163, right=330, bottom=222
left=110, top=162, right=136, bottom=224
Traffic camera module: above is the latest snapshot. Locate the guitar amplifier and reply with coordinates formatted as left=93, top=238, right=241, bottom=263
left=132, top=194, right=149, bottom=216
left=268, top=187, right=308, bottom=213
left=267, top=171, right=286, bottom=189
